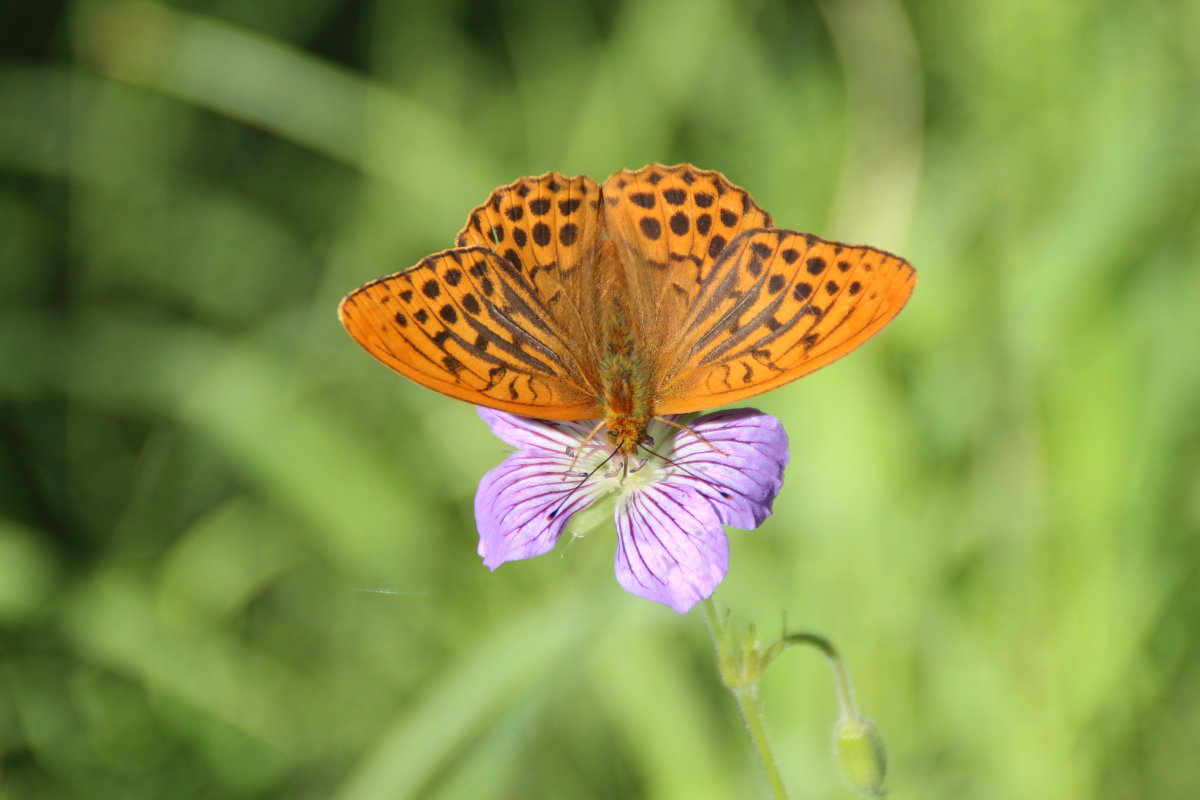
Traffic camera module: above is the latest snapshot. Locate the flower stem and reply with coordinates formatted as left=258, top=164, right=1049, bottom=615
left=702, top=597, right=790, bottom=800
left=781, top=633, right=861, bottom=722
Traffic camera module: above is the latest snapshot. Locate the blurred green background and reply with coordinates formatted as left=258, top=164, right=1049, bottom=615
left=3, top=0, right=1199, bottom=797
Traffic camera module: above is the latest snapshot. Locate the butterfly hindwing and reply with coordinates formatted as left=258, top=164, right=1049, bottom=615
left=601, top=164, right=773, bottom=278
left=656, top=229, right=916, bottom=412
left=456, top=172, right=603, bottom=304
left=339, top=246, right=602, bottom=419
left=600, top=164, right=776, bottom=380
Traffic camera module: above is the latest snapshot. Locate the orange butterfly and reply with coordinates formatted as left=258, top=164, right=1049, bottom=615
left=339, top=164, right=916, bottom=454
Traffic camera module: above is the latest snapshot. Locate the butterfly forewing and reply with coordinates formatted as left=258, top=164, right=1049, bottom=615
left=655, top=229, right=916, bottom=413
left=338, top=246, right=602, bottom=419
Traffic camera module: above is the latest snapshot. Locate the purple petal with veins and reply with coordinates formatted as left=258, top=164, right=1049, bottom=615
left=614, top=482, right=730, bottom=613
left=668, top=409, right=789, bottom=530
left=475, top=450, right=606, bottom=569
left=477, top=406, right=597, bottom=452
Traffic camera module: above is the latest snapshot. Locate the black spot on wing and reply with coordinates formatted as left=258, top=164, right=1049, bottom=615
left=630, top=192, right=656, bottom=209
left=663, top=188, right=686, bottom=205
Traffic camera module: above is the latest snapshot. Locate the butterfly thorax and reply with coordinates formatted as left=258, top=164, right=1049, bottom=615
left=597, top=241, right=653, bottom=455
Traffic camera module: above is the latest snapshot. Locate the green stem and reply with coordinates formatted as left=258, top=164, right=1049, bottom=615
left=781, top=633, right=862, bottom=722
left=702, top=597, right=790, bottom=800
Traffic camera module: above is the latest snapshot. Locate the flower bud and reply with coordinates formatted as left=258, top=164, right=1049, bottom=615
left=834, top=715, right=887, bottom=798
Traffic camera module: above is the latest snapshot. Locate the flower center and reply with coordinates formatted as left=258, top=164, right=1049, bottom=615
left=564, top=445, right=670, bottom=540
left=588, top=421, right=676, bottom=490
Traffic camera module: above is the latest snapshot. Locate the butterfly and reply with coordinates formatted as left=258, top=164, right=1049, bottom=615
left=339, top=164, right=916, bottom=455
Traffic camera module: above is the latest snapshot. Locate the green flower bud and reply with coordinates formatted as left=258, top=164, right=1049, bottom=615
left=834, top=715, right=887, bottom=798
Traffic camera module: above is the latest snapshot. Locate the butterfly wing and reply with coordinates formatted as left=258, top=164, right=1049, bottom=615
left=341, top=172, right=612, bottom=419
left=342, top=165, right=915, bottom=420
left=456, top=172, right=605, bottom=332
left=339, top=246, right=603, bottom=420
left=600, top=163, right=775, bottom=383
left=599, top=163, right=914, bottom=413
left=656, top=229, right=916, bottom=412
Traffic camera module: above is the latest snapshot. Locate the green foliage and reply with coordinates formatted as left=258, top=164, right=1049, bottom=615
left=2, top=0, right=1199, bottom=797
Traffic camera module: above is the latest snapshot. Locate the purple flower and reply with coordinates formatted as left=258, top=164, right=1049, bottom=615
left=474, top=408, right=790, bottom=613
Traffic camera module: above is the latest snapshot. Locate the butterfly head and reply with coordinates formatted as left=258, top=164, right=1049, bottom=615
left=604, top=414, right=650, bottom=457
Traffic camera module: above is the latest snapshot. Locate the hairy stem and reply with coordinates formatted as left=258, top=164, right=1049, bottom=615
left=702, top=597, right=789, bottom=800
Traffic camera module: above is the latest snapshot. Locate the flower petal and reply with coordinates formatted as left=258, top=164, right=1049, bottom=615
left=613, top=482, right=729, bottom=613
left=475, top=451, right=608, bottom=570
left=476, top=407, right=597, bottom=453
left=667, top=409, right=789, bottom=530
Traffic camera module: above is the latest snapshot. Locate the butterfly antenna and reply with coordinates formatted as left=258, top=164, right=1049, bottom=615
left=547, top=449, right=617, bottom=521
left=638, top=443, right=733, bottom=501
left=651, top=416, right=728, bottom=456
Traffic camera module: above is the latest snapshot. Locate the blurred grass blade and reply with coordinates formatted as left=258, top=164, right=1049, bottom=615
left=818, top=0, right=923, bottom=248
left=84, top=1, right=497, bottom=206
left=59, top=311, right=431, bottom=576
left=332, top=585, right=617, bottom=800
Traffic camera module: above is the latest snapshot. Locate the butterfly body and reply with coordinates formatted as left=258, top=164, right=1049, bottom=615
left=593, top=239, right=655, bottom=454
left=340, top=164, right=916, bottom=453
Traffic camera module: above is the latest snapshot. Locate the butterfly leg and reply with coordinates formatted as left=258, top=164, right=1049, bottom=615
left=651, top=416, right=729, bottom=457
left=563, top=418, right=609, bottom=477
